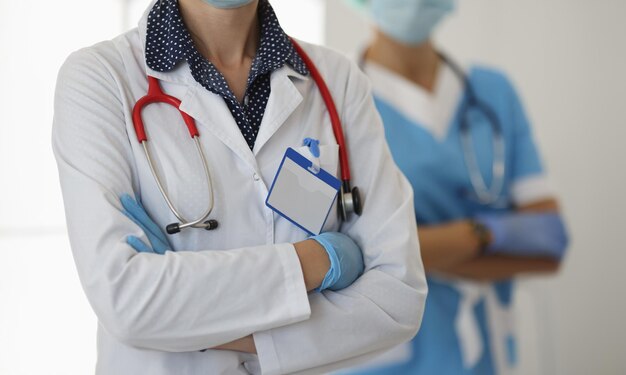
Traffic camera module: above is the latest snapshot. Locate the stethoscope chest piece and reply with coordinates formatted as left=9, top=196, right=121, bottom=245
left=339, top=183, right=363, bottom=221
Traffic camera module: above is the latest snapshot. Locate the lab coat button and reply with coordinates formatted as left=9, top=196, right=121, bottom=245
left=253, top=173, right=260, bottom=181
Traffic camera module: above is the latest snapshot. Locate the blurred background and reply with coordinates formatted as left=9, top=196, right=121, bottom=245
left=0, top=0, right=624, bottom=374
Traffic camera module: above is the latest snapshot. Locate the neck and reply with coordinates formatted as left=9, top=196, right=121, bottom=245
left=365, top=31, right=441, bottom=92
left=178, top=0, right=260, bottom=68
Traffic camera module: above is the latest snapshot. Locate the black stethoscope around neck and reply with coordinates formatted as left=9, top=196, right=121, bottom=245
left=359, top=50, right=506, bottom=206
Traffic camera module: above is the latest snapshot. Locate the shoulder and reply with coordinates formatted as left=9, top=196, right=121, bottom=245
left=295, top=40, right=355, bottom=74
left=54, top=30, right=143, bottom=134
left=294, top=40, right=372, bottom=108
left=57, top=29, right=141, bottom=89
left=59, top=42, right=118, bottom=84
left=467, top=64, right=520, bottom=103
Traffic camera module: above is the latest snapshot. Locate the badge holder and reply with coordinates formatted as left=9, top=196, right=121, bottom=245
left=265, top=140, right=341, bottom=235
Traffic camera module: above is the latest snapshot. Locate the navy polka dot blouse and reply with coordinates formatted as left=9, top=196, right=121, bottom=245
left=145, top=0, right=309, bottom=150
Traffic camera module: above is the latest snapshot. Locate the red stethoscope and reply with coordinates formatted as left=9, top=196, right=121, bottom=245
left=132, top=38, right=362, bottom=235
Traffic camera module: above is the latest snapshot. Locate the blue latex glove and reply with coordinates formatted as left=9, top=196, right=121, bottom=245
left=311, top=232, right=365, bottom=291
left=476, top=212, right=568, bottom=259
left=120, top=194, right=171, bottom=254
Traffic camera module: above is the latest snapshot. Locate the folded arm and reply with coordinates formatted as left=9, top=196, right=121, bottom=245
left=54, top=50, right=323, bottom=353
left=251, top=53, right=428, bottom=375
left=422, top=199, right=566, bottom=281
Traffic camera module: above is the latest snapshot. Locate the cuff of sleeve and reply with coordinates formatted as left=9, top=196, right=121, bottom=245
left=254, top=243, right=311, bottom=375
left=274, top=243, right=311, bottom=323
left=511, top=174, right=554, bottom=206
left=254, top=329, right=281, bottom=375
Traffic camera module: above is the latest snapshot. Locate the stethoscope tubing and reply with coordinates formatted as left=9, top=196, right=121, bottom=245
left=291, top=39, right=361, bottom=217
left=142, top=137, right=216, bottom=230
left=133, top=76, right=199, bottom=142
left=290, top=37, right=352, bottom=186
left=440, top=51, right=506, bottom=205
left=133, top=76, right=216, bottom=233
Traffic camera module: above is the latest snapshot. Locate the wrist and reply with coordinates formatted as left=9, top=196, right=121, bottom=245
left=213, top=335, right=257, bottom=354
left=469, top=219, right=492, bottom=254
left=294, top=239, right=330, bottom=291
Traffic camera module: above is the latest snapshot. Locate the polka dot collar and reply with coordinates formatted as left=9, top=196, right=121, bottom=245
left=145, top=0, right=308, bottom=101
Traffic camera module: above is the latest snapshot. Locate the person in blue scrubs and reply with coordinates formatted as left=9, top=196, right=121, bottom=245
left=341, top=0, right=569, bottom=374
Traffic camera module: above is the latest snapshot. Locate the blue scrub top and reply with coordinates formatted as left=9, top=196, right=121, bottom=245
left=345, top=66, right=545, bottom=375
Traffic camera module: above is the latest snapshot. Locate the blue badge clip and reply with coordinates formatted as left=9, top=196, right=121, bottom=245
left=303, top=137, right=321, bottom=174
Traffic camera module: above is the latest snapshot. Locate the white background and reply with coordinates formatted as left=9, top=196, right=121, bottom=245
left=1, top=0, right=625, bottom=374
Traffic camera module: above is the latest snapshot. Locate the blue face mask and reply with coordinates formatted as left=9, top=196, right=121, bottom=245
left=201, top=0, right=254, bottom=9
left=370, top=0, right=456, bottom=45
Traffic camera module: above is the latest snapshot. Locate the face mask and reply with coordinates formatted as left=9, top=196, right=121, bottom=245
left=370, top=0, right=456, bottom=45
left=201, top=0, right=254, bottom=9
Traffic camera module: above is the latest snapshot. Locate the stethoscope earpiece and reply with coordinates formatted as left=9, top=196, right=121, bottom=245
left=203, top=220, right=219, bottom=231
left=166, top=220, right=219, bottom=235
left=166, top=223, right=182, bottom=235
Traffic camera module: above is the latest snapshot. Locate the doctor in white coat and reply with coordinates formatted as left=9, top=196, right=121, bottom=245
left=52, top=0, right=427, bottom=374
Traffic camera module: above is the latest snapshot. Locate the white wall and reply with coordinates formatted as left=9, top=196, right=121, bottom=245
left=0, top=1, right=126, bottom=374
left=325, top=1, right=626, bottom=374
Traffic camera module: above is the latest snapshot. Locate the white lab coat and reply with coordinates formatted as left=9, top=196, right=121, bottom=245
left=52, top=5, right=427, bottom=375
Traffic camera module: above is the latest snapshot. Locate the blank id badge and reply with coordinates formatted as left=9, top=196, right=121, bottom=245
left=266, top=147, right=341, bottom=235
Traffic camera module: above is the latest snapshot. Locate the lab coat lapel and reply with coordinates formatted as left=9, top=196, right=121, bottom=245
left=179, top=84, right=258, bottom=170
left=252, top=66, right=306, bottom=155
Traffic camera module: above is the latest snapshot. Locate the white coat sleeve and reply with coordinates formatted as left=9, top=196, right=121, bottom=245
left=52, top=48, right=311, bottom=352
left=252, top=58, right=428, bottom=374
